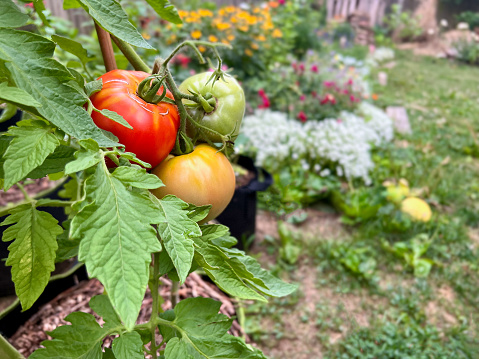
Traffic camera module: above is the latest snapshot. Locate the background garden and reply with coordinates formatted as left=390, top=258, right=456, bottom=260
left=2, top=0, right=479, bottom=357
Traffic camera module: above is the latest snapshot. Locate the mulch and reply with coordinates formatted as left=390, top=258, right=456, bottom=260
left=9, top=272, right=246, bottom=357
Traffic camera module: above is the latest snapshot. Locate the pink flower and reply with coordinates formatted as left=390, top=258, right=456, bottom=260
left=311, top=91, right=317, bottom=98
left=297, top=111, right=307, bottom=122
left=24, top=2, right=34, bottom=8
left=278, top=0, right=285, bottom=4
left=323, top=81, right=335, bottom=88
left=321, top=94, right=336, bottom=105
left=337, top=118, right=342, bottom=123
left=300, top=95, right=306, bottom=101
left=349, top=95, right=356, bottom=102
left=299, top=63, right=305, bottom=72
left=347, top=78, right=353, bottom=86
left=311, top=64, right=319, bottom=73
left=259, top=97, right=270, bottom=109
left=342, top=89, right=349, bottom=95
left=258, top=89, right=266, bottom=97
left=292, top=62, right=297, bottom=71
left=189, top=69, right=196, bottom=75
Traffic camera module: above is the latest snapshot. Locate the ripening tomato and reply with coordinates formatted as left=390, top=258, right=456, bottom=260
left=150, top=144, right=235, bottom=223
left=179, top=72, right=245, bottom=143
left=90, top=70, right=180, bottom=168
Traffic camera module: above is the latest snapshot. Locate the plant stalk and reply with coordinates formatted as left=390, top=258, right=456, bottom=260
left=94, top=23, right=117, bottom=72
left=171, top=281, right=179, bottom=308
left=111, top=36, right=151, bottom=73
left=149, top=252, right=161, bottom=359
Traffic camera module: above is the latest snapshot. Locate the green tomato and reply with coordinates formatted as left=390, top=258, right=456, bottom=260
left=179, top=72, right=245, bottom=143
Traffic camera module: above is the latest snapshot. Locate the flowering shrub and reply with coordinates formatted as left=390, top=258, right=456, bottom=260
left=246, top=51, right=371, bottom=122
left=366, top=47, right=395, bottom=67
left=238, top=103, right=394, bottom=184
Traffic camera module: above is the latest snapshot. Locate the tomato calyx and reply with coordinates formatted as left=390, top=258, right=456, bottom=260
left=136, top=74, right=169, bottom=104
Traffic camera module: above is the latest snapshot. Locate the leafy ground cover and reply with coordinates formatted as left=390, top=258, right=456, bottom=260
left=245, top=51, right=479, bottom=358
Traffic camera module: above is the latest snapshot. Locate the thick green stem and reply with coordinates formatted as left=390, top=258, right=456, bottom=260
left=150, top=252, right=161, bottom=359
left=111, top=36, right=151, bottom=73
left=16, top=183, right=31, bottom=201
left=171, top=281, right=179, bottom=308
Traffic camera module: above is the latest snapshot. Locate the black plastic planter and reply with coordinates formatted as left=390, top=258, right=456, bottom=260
left=217, top=156, right=273, bottom=250
left=0, top=109, right=22, bottom=132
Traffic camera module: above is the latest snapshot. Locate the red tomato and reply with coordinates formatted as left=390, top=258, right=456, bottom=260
left=90, top=70, right=180, bottom=168
left=151, top=144, right=236, bottom=223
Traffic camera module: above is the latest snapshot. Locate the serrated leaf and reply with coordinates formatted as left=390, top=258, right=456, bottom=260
left=199, top=224, right=230, bottom=242
left=111, top=148, right=151, bottom=168
left=1, top=204, right=62, bottom=310
left=186, top=203, right=211, bottom=223
left=153, top=195, right=202, bottom=283
left=193, top=238, right=266, bottom=302
left=29, top=312, right=112, bottom=359
left=3, top=124, right=59, bottom=189
left=76, top=0, right=153, bottom=49
left=144, top=0, right=182, bottom=24
left=89, top=295, right=122, bottom=330
left=0, top=82, right=42, bottom=107
left=161, top=299, right=266, bottom=359
left=25, top=145, right=76, bottom=179
left=55, top=220, right=80, bottom=263
left=0, top=28, right=119, bottom=147
left=113, top=166, right=163, bottom=189
left=65, top=148, right=103, bottom=174
left=112, top=332, right=144, bottom=359
left=0, top=0, right=29, bottom=28
left=51, top=35, right=94, bottom=65
left=96, top=108, right=133, bottom=130
left=86, top=79, right=102, bottom=97
left=71, top=163, right=161, bottom=329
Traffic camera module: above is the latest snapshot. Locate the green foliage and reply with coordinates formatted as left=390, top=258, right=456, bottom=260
left=328, top=320, right=479, bottom=358
left=453, top=38, right=479, bottom=65
left=383, top=4, right=423, bottom=41
left=456, top=11, right=479, bottom=30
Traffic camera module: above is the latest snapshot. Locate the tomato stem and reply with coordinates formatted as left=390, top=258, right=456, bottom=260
left=111, top=36, right=151, bottom=73
left=161, top=40, right=231, bottom=68
left=150, top=251, right=161, bottom=359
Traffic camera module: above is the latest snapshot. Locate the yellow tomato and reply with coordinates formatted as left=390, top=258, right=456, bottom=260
left=151, top=144, right=236, bottom=223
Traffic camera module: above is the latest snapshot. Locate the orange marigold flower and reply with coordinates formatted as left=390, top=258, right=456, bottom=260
left=208, top=35, right=218, bottom=42
left=217, top=22, right=231, bottom=31
left=198, top=45, right=207, bottom=52
left=245, top=49, right=254, bottom=56
left=272, top=28, right=283, bottom=38
left=191, top=30, right=202, bottom=39
left=227, top=34, right=235, bottom=41
left=238, top=25, right=249, bottom=32
left=221, top=39, right=231, bottom=46
left=178, top=10, right=188, bottom=18
left=268, top=1, right=279, bottom=8
left=372, top=94, right=379, bottom=100
left=251, top=42, right=259, bottom=50
left=142, top=31, right=151, bottom=40
left=256, top=35, right=266, bottom=42
left=198, top=9, right=213, bottom=17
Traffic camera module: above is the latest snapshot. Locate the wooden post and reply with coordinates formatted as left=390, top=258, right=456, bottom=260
left=327, top=0, right=334, bottom=20
left=95, top=23, right=117, bottom=72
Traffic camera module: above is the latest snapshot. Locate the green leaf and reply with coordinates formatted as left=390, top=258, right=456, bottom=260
left=0, top=103, right=17, bottom=123
left=112, top=332, right=144, bottom=359
left=186, top=203, right=211, bottom=223
left=0, top=82, right=42, bottom=108
left=64, top=148, right=103, bottom=175
left=112, top=166, right=163, bottom=189
left=193, top=238, right=266, bottom=302
left=1, top=204, right=62, bottom=310
left=26, top=145, right=76, bottom=179
left=144, top=0, right=182, bottom=24
left=0, top=0, right=29, bottom=28
left=51, top=35, right=94, bottom=65
left=63, top=0, right=81, bottom=9
left=86, top=79, right=102, bottom=97
left=55, top=220, right=80, bottom=263
left=161, top=299, right=266, bottom=359
left=76, top=0, right=153, bottom=49
left=0, top=28, right=119, bottom=147
left=95, top=108, right=133, bottom=130
left=89, top=295, right=121, bottom=330
left=153, top=195, right=201, bottom=283
left=3, top=123, right=59, bottom=189
left=71, top=163, right=162, bottom=329
left=30, top=312, right=106, bottom=358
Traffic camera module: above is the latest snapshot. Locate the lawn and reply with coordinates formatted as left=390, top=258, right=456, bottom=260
left=245, top=51, right=479, bottom=358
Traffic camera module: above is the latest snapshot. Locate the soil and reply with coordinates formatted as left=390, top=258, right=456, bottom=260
left=9, top=272, right=245, bottom=357
left=0, top=178, right=56, bottom=207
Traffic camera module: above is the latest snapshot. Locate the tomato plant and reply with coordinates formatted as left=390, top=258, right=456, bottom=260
left=0, top=1, right=296, bottom=358
left=90, top=70, right=180, bottom=168
left=151, top=144, right=235, bottom=223
left=180, top=71, right=245, bottom=143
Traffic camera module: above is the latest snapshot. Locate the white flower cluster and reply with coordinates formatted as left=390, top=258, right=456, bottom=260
left=366, top=47, right=395, bottom=67
left=239, top=104, right=394, bottom=184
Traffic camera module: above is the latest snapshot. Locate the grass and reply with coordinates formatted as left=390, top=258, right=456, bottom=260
left=246, top=51, right=479, bottom=358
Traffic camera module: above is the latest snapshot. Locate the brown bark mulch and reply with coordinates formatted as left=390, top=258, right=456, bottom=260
left=9, top=272, right=245, bottom=357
